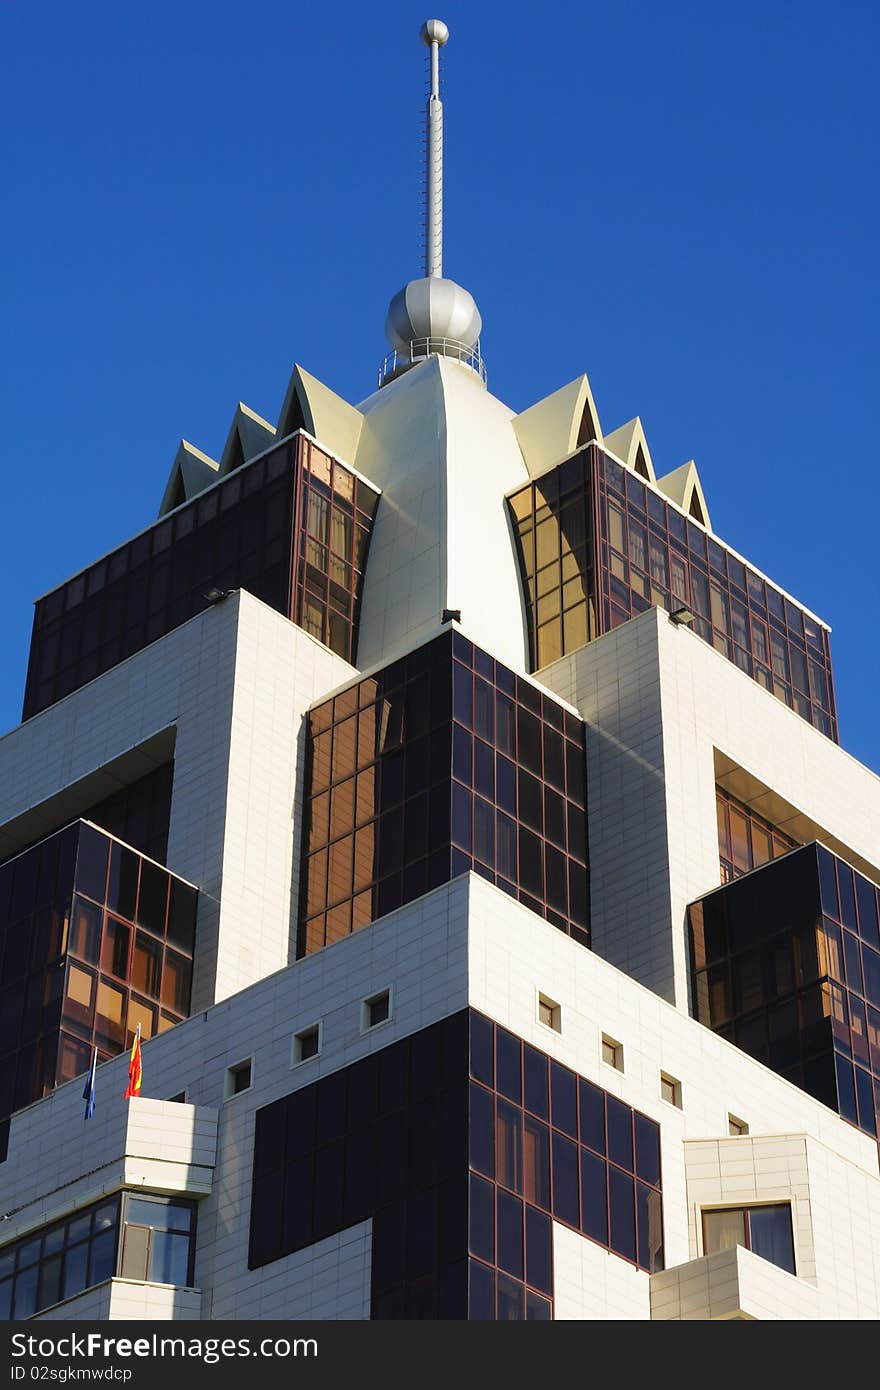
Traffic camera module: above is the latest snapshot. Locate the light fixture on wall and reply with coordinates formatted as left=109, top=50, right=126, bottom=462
left=670, top=607, right=695, bottom=626
left=442, top=608, right=462, bottom=624
left=203, top=587, right=234, bottom=604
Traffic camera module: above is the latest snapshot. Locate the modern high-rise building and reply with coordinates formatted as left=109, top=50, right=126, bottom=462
left=1, top=20, right=878, bottom=1323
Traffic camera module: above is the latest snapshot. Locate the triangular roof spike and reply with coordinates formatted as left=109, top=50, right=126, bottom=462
left=218, top=403, right=276, bottom=478
left=277, top=365, right=365, bottom=467
left=512, top=374, right=603, bottom=480
left=602, top=417, right=657, bottom=483
left=655, top=459, right=712, bottom=531
left=158, top=440, right=220, bottom=518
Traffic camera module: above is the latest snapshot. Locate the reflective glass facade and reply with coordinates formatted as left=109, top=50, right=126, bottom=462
left=0, top=1194, right=120, bottom=1319
left=467, top=1011, right=664, bottom=1308
left=248, top=1010, right=664, bottom=1318
left=508, top=445, right=838, bottom=740
left=0, top=820, right=198, bottom=1150
left=70, top=762, right=173, bottom=868
left=24, top=434, right=380, bottom=719
left=0, top=762, right=174, bottom=873
left=716, top=785, right=797, bottom=885
left=507, top=451, right=600, bottom=670
left=299, top=632, right=589, bottom=956
left=688, top=843, right=880, bottom=1137
left=0, top=1192, right=195, bottom=1319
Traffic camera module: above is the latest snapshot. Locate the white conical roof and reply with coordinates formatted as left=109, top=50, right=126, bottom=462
left=355, top=356, right=529, bottom=673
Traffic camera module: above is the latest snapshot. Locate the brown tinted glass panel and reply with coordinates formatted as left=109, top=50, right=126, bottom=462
left=715, top=786, right=797, bottom=884
left=298, top=633, right=590, bottom=956
left=688, top=842, right=880, bottom=1139
left=0, top=822, right=198, bottom=1139
left=249, top=1010, right=663, bottom=1318
left=24, top=436, right=380, bottom=719
left=510, top=446, right=838, bottom=740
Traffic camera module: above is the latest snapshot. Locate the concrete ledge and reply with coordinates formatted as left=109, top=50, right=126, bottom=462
left=650, top=1245, right=820, bottom=1320
left=34, top=1278, right=202, bottom=1322
left=1, top=1099, right=218, bottom=1245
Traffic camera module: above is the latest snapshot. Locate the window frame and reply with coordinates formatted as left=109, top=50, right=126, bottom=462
left=0, top=1187, right=198, bottom=1319
left=224, top=1057, right=254, bottom=1100
left=119, top=1192, right=197, bottom=1289
left=701, top=1201, right=796, bottom=1276
left=659, top=1072, right=682, bottom=1109
left=292, top=1021, right=323, bottom=1067
left=601, top=1033, right=624, bottom=1072
left=361, top=988, right=392, bottom=1034
left=536, top=992, right=561, bottom=1034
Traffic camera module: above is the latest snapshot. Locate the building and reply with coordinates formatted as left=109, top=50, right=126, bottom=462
left=0, top=19, right=878, bottom=1322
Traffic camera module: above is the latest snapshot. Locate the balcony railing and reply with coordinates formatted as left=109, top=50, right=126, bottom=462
left=378, top=338, right=488, bottom=388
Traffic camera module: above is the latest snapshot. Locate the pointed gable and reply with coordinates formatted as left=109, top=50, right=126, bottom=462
left=158, top=441, right=220, bottom=517
left=655, top=459, right=712, bottom=531
left=603, top=417, right=657, bottom=484
left=277, top=365, right=364, bottom=466
left=218, top=403, right=276, bottom=478
left=512, top=374, right=603, bottom=479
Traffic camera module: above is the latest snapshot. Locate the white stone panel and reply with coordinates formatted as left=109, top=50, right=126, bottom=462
left=356, top=358, right=531, bottom=675
left=465, top=872, right=880, bottom=1317
left=650, top=1245, right=819, bottom=1320
left=0, top=878, right=470, bottom=1321
left=0, top=592, right=353, bottom=1011
left=553, top=1223, right=649, bottom=1320
left=541, top=606, right=880, bottom=1008
left=1, top=1100, right=217, bottom=1247
left=683, top=1135, right=815, bottom=1278
left=102, top=1280, right=203, bottom=1321
left=5, top=873, right=880, bottom=1321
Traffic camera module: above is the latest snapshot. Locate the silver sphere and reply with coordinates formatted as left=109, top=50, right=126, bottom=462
left=420, top=19, right=449, bottom=46
left=386, top=277, right=481, bottom=352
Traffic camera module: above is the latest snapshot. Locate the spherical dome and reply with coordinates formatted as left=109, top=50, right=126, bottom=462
left=385, top=276, right=482, bottom=351
left=420, top=19, right=449, bottom=46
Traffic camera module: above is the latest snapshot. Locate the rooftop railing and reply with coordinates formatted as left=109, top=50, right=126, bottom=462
left=378, top=337, right=488, bottom=388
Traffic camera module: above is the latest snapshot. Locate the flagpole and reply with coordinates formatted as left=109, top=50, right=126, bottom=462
left=82, top=1045, right=97, bottom=1121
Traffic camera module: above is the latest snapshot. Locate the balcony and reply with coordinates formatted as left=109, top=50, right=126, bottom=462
left=34, top=1278, right=202, bottom=1322
left=650, top=1246, right=819, bottom=1320
left=5, top=1099, right=217, bottom=1250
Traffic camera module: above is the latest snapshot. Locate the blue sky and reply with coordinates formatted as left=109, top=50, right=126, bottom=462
left=2, top=1, right=878, bottom=766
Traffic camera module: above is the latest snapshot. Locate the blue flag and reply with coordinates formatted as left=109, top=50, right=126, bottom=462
left=82, top=1047, right=97, bottom=1120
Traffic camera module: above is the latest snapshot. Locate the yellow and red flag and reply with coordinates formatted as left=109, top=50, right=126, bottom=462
left=123, top=1023, right=142, bottom=1099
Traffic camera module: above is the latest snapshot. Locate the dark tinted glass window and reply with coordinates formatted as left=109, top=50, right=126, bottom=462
left=300, top=633, right=590, bottom=954
left=0, top=822, right=195, bottom=1130
left=24, top=437, right=379, bottom=718
left=689, top=842, right=880, bottom=1140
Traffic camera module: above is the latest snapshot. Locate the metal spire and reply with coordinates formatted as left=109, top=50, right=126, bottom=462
left=421, top=20, right=448, bottom=279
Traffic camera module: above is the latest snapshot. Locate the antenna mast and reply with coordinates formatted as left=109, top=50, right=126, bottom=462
left=421, top=20, right=449, bottom=279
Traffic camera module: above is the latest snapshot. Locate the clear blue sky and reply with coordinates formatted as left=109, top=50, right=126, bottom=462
left=2, top=2, right=878, bottom=766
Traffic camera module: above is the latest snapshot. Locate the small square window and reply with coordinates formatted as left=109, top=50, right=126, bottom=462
left=225, top=1058, right=252, bottom=1099
left=601, top=1034, right=623, bottom=1072
left=293, top=1023, right=322, bottom=1065
left=537, top=993, right=561, bottom=1033
left=362, top=989, right=391, bottom=1032
left=660, top=1072, right=682, bottom=1108
left=728, top=1114, right=749, bottom=1136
